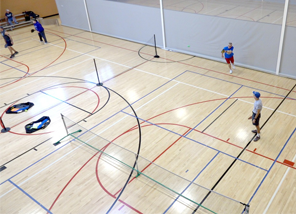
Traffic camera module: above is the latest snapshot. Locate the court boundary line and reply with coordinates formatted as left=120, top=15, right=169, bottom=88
left=7, top=179, right=52, bottom=214
left=121, top=111, right=268, bottom=171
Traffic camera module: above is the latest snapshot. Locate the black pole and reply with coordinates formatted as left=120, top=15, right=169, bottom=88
left=0, top=117, right=10, bottom=133
left=93, top=58, right=103, bottom=86
left=154, top=34, right=160, bottom=58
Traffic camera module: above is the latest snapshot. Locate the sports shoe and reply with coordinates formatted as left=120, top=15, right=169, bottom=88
left=254, top=136, right=260, bottom=142
left=229, top=70, right=233, bottom=74
left=232, top=64, right=236, bottom=70
left=15, top=51, right=19, bottom=55
left=252, top=130, right=257, bottom=133
left=10, top=54, right=15, bottom=58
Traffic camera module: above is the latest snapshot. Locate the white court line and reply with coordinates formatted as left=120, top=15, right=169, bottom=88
left=95, top=82, right=179, bottom=134
left=0, top=82, right=179, bottom=198
left=263, top=153, right=296, bottom=213
left=49, top=43, right=296, bottom=118
left=0, top=58, right=92, bottom=96
left=272, top=16, right=283, bottom=24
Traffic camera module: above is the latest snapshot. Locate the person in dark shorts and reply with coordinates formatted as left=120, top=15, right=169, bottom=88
left=0, top=27, right=19, bottom=58
left=248, top=91, right=262, bottom=142
left=32, top=20, right=48, bottom=44
left=221, top=42, right=235, bottom=74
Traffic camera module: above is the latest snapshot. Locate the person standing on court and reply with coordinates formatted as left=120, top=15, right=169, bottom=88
left=33, top=19, right=48, bottom=44
left=248, top=91, right=262, bottom=142
left=221, top=42, right=235, bottom=74
left=5, top=9, right=19, bottom=26
left=0, top=27, right=19, bottom=58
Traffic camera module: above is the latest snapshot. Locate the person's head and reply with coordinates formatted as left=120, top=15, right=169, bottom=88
left=253, top=91, right=260, bottom=100
left=32, top=19, right=37, bottom=24
left=228, top=42, right=233, bottom=48
left=6, top=9, right=10, bottom=13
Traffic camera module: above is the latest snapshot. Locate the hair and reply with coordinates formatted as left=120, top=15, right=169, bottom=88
left=229, top=42, right=232, bottom=45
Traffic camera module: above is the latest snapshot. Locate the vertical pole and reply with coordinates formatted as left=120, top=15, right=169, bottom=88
left=0, top=117, right=10, bottom=133
left=275, top=0, right=290, bottom=75
left=93, top=59, right=103, bottom=86
left=61, top=113, right=68, bottom=135
left=154, top=34, right=160, bottom=58
left=159, top=0, right=167, bottom=49
left=83, top=0, right=92, bottom=31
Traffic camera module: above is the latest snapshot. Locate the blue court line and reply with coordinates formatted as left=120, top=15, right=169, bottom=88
left=247, top=127, right=296, bottom=205
left=0, top=70, right=187, bottom=186
left=121, top=111, right=268, bottom=172
left=8, top=179, right=52, bottom=214
left=0, top=61, right=28, bottom=74
left=186, top=70, right=295, bottom=100
left=185, top=85, right=243, bottom=137
left=163, top=151, right=220, bottom=213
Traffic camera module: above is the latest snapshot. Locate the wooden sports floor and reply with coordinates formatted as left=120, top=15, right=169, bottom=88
left=0, top=22, right=296, bottom=214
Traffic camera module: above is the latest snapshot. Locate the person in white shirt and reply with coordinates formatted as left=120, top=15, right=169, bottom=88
left=248, top=91, right=262, bottom=142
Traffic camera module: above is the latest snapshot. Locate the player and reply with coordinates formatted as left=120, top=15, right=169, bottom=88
left=221, top=42, right=235, bottom=74
left=248, top=91, right=262, bottom=142
left=0, top=27, right=19, bottom=58
left=32, top=19, right=47, bottom=44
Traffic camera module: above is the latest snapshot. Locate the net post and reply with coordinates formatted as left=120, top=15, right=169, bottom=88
left=93, top=58, right=103, bottom=86
left=154, top=34, right=160, bottom=58
left=61, top=113, right=68, bottom=135
left=0, top=117, right=10, bottom=133
left=242, top=203, right=250, bottom=214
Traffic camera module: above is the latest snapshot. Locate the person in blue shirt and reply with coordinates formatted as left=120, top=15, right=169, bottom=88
left=33, top=19, right=48, bottom=44
left=221, top=42, right=235, bottom=74
left=5, top=9, right=19, bottom=26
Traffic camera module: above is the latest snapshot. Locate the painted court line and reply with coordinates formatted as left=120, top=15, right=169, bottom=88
left=0, top=73, right=183, bottom=198
left=164, top=151, right=220, bottom=213
left=8, top=179, right=52, bottom=214
left=263, top=149, right=296, bottom=213
left=185, top=85, right=243, bottom=137
left=247, top=127, right=296, bottom=205
left=122, top=111, right=268, bottom=171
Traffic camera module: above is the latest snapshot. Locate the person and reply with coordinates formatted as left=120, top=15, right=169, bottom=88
left=5, top=9, right=19, bottom=26
left=0, top=27, right=19, bottom=58
left=221, top=42, right=235, bottom=74
left=33, top=19, right=48, bottom=44
left=248, top=91, right=262, bottom=142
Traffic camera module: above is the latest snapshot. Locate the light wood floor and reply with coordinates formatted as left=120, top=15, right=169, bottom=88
left=0, top=23, right=296, bottom=214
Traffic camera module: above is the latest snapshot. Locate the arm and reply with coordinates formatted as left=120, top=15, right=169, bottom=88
left=5, top=16, right=8, bottom=22
left=252, top=109, right=261, bottom=122
left=221, top=49, right=225, bottom=57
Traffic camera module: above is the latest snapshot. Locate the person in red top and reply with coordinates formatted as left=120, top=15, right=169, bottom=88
left=221, top=42, right=236, bottom=74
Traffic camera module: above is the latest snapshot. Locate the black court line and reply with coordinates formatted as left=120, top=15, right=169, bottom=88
left=0, top=138, right=52, bottom=172
left=193, top=83, right=296, bottom=213
left=202, top=99, right=238, bottom=133
left=40, top=91, right=93, bottom=115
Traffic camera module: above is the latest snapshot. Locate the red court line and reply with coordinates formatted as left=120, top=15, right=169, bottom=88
left=0, top=32, right=67, bottom=88
left=0, top=64, right=24, bottom=73
left=46, top=29, right=296, bottom=94
left=0, top=85, right=100, bottom=135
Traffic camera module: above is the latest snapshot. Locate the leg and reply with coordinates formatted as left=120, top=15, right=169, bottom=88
left=40, top=31, right=47, bottom=43
left=7, top=46, right=13, bottom=55
left=231, top=57, right=235, bottom=69
left=8, top=19, right=13, bottom=25
left=13, top=17, right=18, bottom=24
left=10, top=46, right=18, bottom=53
left=38, top=33, right=43, bottom=41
